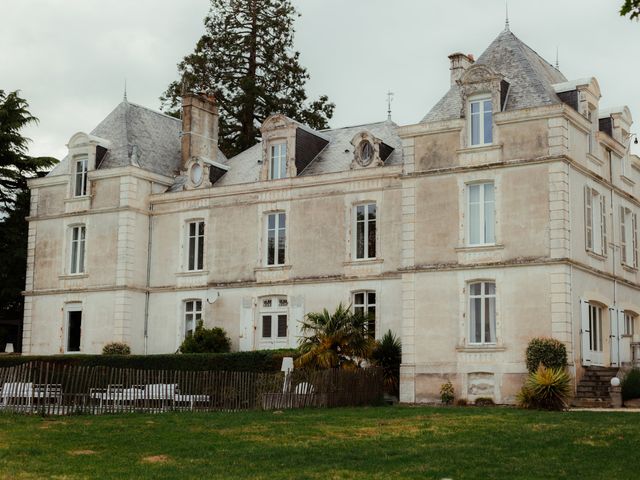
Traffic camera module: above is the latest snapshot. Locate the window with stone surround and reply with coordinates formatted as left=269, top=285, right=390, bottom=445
left=74, top=155, right=88, bottom=197
left=353, top=290, right=376, bottom=338
left=620, top=206, right=638, bottom=268
left=467, top=182, right=495, bottom=246
left=186, top=220, right=205, bottom=271
left=624, top=311, right=636, bottom=337
left=69, top=225, right=86, bottom=274
left=584, top=186, right=607, bottom=256
left=269, top=142, right=287, bottom=180
left=184, top=299, right=202, bottom=338
left=65, top=304, right=82, bottom=353
left=355, top=203, right=376, bottom=260
left=468, top=281, right=496, bottom=345
left=266, top=212, right=286, bottom=266
left=469, top=96, right=493, bottom=146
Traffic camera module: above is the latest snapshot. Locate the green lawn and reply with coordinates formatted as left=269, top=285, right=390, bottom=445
left=0, top=406, right=638, bottom=479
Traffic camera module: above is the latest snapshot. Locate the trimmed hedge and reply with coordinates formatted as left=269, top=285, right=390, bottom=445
left=622, top=367, right=640, bottom=401
left=0, top=349, right=299, bottom=373
left=525, top=337, right=567, bottom=373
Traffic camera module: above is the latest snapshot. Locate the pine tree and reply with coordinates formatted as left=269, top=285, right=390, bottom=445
left=160, top=0, right=335, bottom=157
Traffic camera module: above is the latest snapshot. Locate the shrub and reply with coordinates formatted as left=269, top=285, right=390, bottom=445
left=474, top=397, right=495, bottom=407
left=179, top=322, right=231, bottom=354
left=371, top=330, right=402, bottom=397
left=517, top=365, right=571, bottom=411
left=102, top=342, right=131, bottom=355
left=525, top=337, right=568, bottom=373
left=621, top=368, right=640, bottom=401
left=440, top=380, right=454, bottom=405
left=455, top=398, right=468, bottom=407
left=0, top=349, right=299, bottom=372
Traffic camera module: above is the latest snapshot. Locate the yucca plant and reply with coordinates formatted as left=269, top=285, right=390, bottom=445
left=371, top=330, right=402, bottom=397
left=518, top=365, right=571, bottom=411
left=296, top=303, right=376, bottom=370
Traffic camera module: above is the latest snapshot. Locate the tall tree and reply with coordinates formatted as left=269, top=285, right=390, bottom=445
left=161, top=0, right=335, bottom=157
left=0, top=90, right=57, bottom=349
left=621, top=0, right=640, bottom=20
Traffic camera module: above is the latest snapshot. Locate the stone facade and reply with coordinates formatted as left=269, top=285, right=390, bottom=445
left=24, top=28, right=640, bottom=404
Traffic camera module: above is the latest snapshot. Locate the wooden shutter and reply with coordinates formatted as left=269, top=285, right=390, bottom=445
left=621, top=206, right=627, bottom=264
left=634, top=213, right=638, bottom=268
left=600, top=195, right=607, bottom=255
left=239, top=297, right=254, bottom=351
left=290, top=295, right=305, bottom=349
left=584, top=186, right=593, bottom=251
left=580, top=298, right=591, bottom=366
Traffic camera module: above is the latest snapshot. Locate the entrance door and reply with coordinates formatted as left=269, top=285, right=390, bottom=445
left=588, top=303, right=604, bottom=366
left=256, top=297, right=289, bottom=350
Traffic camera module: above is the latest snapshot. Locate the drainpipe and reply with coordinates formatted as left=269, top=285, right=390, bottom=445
left=143, top=200, right=154, bottom=354
left=608, top=149, right=619, bottom=368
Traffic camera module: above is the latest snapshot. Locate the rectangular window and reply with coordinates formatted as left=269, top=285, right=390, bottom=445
left=67, top=310, right=82, bottom=352
left=187, top=221, right=205, bottom=271
left=262, top=315, right=272, bottom=338
left=470, top=98, right=492, bottom=146
left=277, top=314, right=288, bottom=338
left=353, top=291, right=376, bottom=337
left=74, top=156, right=88, bottom=197
left=269, top=143, right=287, bottom=180
left=624, top=312, right=635, bottom=336
left=621, top=207, right=638, bottom=268
left=69, top=225, right=86, bottom=274
left=355, top=203, right=376, bottom=259
left=266, top=213, right=286, bottom=266
left=467, top=183, right=495, bottom=246
left=184, top=300, right=202, bottom=338
left=469, top=281, right=496, bottom=344
left=585, top=187, right=607, bottom=256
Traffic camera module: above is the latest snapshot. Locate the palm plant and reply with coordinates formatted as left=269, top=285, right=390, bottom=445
left=371, top=330, right=402, bottom=397
left=296, top=303, right=376, bottom=370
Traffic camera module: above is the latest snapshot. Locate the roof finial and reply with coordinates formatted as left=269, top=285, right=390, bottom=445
left=505, top=1, right=510, bottom=31
left=386, top=90, right=394, bottom=121
left=123, top=78, right=128, bottom=102
left=555, top=46, right=559, bottom=69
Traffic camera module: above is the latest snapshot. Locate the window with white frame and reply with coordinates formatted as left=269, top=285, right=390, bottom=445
left=469, top=96, right=493, bottom=146
left=624, top=311, right=636, bottom=337
left=266, top=212, right=286, bottom=266
left=269, top=143, right=287, bottom=180
left=259, top=296, right=288, bottom=344
left=467, top=182, right=495, bottom=246
left=65, top=304, right=82, bottom=353
left=355, top=203, right=376, bottom=259
left=353, top=291, right=376, bottom=338
left=469, top=281, right=496, bottom=344
left=184, top=300, right=203, bottom=338
left=69, top=225, right=86, bottom=274
left=186, top=220, right=205, bottom=271
left=620, top=206, right=638, bottom=268
left=74, top=155, right=88, bottom=197
left=584, top=186, right=607, bottom=256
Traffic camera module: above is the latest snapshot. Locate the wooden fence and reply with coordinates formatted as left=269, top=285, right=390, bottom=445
left=0, top=362, right=383, bottom=415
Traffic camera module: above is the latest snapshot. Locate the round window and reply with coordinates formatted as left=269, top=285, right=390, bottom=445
left=190, top=163, right=204, bottom=186
left=359, top=141, right=374, bottom=166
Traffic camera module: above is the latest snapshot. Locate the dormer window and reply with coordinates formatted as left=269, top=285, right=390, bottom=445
left=470, top=96, right=493, bottom=146
left=74, top=155, right=88, bottom=197
left=269, top=143, right=287, bottom=180
left=359, top=141, right=374, bottom=166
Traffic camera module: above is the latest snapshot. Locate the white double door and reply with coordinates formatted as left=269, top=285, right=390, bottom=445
left=580, top=299, right=627, bottom=367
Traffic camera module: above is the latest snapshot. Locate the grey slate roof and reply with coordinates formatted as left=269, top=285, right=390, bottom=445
left=214, top=120, right=402, bottom=187
left=48, top=100, right=229, bottom=179
left=422, top=29, right=567, bottom=123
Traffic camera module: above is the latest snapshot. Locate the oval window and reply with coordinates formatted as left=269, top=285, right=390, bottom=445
left=359, top=141, right=374, bottom=166
left=190, top=163, right=203, bottom=186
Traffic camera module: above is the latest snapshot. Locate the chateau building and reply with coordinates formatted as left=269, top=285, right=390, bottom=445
left=24, top=28, right=640, bottom=403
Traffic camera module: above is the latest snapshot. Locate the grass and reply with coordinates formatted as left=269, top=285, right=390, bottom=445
left=0, top=406, right=639, bottom=479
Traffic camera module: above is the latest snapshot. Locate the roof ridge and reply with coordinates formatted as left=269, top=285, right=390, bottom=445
left=126, top=101, right=182, bottom=123
left=320, top=119, right=395, bottom=133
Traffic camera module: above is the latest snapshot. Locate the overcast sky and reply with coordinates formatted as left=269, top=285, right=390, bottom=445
left=1, top=0, right=639, bottom=160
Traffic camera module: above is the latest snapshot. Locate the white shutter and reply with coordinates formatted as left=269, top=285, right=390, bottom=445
left=610, top=307, right=619, bottom=367
left=621, top=207, right=627, bottom=265
left=601, top=195, right=607, bottom=255
left=239, top=296, right=254, bottom=351
left=584, top=186, right=593, bottom=251
left=633, top=213, right=638, bottom=268
left=580, top=298, right=592, bottom=366
left=290, top=295, right=305, bottom=349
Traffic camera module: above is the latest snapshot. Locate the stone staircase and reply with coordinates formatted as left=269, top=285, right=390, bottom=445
left=572, top=367, right=619, bottom=408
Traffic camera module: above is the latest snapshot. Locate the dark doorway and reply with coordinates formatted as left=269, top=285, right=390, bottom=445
left=67, top=311, right=82, bottom=352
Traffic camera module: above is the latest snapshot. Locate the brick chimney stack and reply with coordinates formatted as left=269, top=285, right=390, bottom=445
left=448, top=52, right=475, bottom=85
left=181, top=92, right=219, bottom=169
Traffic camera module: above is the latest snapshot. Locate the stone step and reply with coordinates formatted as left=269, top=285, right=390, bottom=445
left=571, top=398, right=611, bottom=408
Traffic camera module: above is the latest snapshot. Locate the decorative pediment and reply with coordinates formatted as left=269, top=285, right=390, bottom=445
left=459, top=64, right=501, bottom=85
left=260, top=114, right=294, bottom=134
left=458, top=65, right=506, bottom=118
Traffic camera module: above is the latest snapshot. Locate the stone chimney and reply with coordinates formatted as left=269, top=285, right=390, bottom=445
left=181, top=92, right=219, bottom=169
left=448, top=52, right=475, bottom=85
